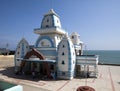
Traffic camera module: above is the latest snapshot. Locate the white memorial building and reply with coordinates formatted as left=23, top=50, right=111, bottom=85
left=14, top=9, right=98, bottom=80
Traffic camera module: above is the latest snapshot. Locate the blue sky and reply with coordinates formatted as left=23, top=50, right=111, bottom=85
left=0, top=0, right=120, bottom=50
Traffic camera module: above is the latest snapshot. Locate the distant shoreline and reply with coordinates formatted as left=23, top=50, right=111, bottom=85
left=98, top=62, right=120, bottom=66
left=84, top=50, right=120, bottom=65
left=0, top=55, right=120, bottom=66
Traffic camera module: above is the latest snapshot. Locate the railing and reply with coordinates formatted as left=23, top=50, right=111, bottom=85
left=76, top=55, right=99, bottom=65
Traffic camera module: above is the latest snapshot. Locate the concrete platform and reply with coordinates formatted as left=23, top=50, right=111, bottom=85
left=0, top=65, right=120, bottom=91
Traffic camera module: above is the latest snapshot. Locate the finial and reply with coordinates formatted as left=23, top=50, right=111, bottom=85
left=50, top=9, right=54, bottom=12
left=49, top=9, right=55, bottom=14
left=63, top=32, right=69, bottom=39
left=44, top=9, right=59, bottom=17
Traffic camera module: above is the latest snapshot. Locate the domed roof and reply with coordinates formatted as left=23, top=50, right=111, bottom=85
left=41, top=9, right=61, bottom=29
left=34, top=9, right=66, bottom=35
left=71, top=32, right=80, bottom=37
left=70, top=32, right=83, bottom=45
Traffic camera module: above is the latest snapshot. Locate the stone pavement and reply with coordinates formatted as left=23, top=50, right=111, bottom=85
left=0, top=65, right=120, bottom=91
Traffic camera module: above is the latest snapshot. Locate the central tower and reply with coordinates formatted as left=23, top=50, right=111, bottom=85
left=34, top=9, right=66, bottom=59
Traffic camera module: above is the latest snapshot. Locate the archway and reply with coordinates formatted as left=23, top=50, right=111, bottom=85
left=19, top=48, right=51, bottom=78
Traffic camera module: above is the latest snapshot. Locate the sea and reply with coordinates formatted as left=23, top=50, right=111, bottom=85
left=83, top=50, right=120, bottom=65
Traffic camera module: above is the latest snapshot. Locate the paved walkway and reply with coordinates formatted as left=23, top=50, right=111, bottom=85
left=0, top=65, right=120, bottom=91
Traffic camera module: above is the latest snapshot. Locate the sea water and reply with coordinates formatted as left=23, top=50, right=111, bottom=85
left=83, top=50, right=120, bottom=65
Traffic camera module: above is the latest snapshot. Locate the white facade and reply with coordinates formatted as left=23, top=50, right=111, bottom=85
left=33, top=9, right=66, bottom=60
left=70, top=32, right=83, bottom=45
left=57, top=34, right=76, bottom=79
left=14, top=38, right=29, bottom=72
left=34, top=9, right=66, bottom=41
left=70, top=32, right=83, bottom=55
left=14, top=9, right=98, bottom=79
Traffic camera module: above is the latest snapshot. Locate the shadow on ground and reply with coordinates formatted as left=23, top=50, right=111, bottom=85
left=0, top=67, right=94, bottom=82
left=0, top=67, right=44, bottom=82
left=0, top=67, right=60, bottom=82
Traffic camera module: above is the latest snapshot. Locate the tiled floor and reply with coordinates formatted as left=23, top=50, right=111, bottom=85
left=0, top=65, right=120, bottom=91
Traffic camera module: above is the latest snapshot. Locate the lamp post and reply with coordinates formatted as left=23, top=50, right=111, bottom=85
left=6, top=43, right=9, bottom=55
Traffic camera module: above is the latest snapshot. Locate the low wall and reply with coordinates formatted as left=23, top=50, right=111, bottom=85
left=98, top=62, right=120, bottom=66
left=0, top=55, right=14, bottom=68
left=0, top=55, right=14, bottom=61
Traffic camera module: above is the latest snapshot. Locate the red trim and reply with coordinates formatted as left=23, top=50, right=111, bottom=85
left=56, top=81, right=70, bottom=91
left=108, top=67, right=115, bottom=91
left=19, top=48, right=51, bottom=78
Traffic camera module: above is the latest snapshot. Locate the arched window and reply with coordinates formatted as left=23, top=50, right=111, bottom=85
left=47, top=19, right=49, bottom=22
left=62, top=45, right=65, bottom=48
left=71, top=36, right=74, bottom=39
left=17, top=52, right=19, bottom=54
left=62, top=52, right=64, bottom=56
left=61, top=60, right=65, bottom=64
left=46, top=25, right=49, bottom=28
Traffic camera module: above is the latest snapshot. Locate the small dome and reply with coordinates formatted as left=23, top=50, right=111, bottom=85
left=71, top=32, right=80, bottom=37
left=41, top=9, right=62, bottom=29
left=70, top=32, right=83, bottom=45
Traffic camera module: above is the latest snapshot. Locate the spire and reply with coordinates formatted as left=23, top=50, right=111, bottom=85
left=49, top=9, right=55, bottom=13
left=44, top=9, right=59, bottom=17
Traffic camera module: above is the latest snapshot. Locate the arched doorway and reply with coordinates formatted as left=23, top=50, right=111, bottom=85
left=19, top=48, right=51, bottom=78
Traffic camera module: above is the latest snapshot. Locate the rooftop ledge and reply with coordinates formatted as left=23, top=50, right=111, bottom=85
left=34, top=27, right=66, bottom=35
left=16, top=58, right=56, bottom=63
left=76, top=55, right=99, bottom=61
